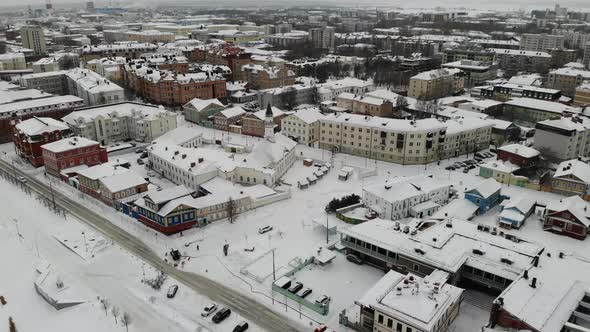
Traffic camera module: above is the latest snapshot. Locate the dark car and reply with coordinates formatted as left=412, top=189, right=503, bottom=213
left=346, top=254, right=363, bottom=265
left=140, top=151, right=148, bottom=158
left=212, top=307, right=231, bottom=323
left=232, top=321, right=249, bottom=332
left=137, top=158, right=144, bottom=165
left=288, top=281, right=303, bottom=293
left=166, top=285, right=178, bottom=298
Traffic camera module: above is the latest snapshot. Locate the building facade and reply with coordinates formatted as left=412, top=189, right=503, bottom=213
left=12, top=117, right=72, bottom=167
left=408, top=68, right=465, bottom=100
left=41, top=137, right=108, bottom=177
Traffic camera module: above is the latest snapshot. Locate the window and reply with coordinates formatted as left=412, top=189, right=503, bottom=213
left=387, top=318, right=393, bottom=328
left=396, top=323, right=402, bottom=332
left=378, top=315, right=384, bottom=324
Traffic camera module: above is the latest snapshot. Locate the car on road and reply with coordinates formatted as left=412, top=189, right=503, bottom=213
left=166, top=285, right=178, bottom=298
left=201, top=303, right=218, bottom=317
left=297, top=288, right=312, bottom=298
left=258, top=225, right=273, bottom=234
left=232, top=321, right=249, bottom=332
left=346, top=254, right=363, bottom=265
left=444, top=166, right=455, bottom=171
left=212, top=307, right=231, bottom=323
left=17, top=176, right=27, bottom=183
left=288, top=281, right=303, bottom=293
left=315, top=295, right=330, bottom=306
left=135, top=148, right=144, bottom=153
left=140, top=151, right=148, bottom=159
left=137, top=158, right=144, bottom=165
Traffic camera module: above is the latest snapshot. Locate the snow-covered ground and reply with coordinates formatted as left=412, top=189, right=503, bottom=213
left=0, top=175, right=264, bottom=332
left=3, top=128, right=590, bottom=332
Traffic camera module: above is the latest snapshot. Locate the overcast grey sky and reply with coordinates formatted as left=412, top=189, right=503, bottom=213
left=1, top=0, right=590, bottom=11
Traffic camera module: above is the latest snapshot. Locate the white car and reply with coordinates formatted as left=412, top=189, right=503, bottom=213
left=258, top=226, right=273, bottom=234
left=17, top=176, right=27, bottom=183
left=147, top=170, right=155, bottom=177
left=201, top=303, right=218, bottom=317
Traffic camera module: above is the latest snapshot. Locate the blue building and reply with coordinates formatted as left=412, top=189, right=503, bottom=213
left=464, top=178, right=502, bottom=214
left=499, top=197, right=535, bottom=229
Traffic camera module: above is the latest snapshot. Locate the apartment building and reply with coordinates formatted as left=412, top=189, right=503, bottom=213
left=79, top=42, right=159, bottom=61
left=441, top=60, right=497, bottom=88
left=33, top=53, right=80, bottom=73
left=123, top=64, right=227, bottom=106
left=408, top=68, right=465, bottom=100
left=490, top=49, right=552, bottom=74
left=335, top=92, right=394, bottom=117
left=441, top=47, right=496, bottom=64
left=472, top=82, right=561, bottom=102
left=584, top=42, right=590, bottom=68
left=19, top=69, right=125, bottom=105
left=85, top=56, right=127, bottom=81
left=280, top=107, right=324, bottom=147
left=534, top=116, right=590, bottom=161
left=316, top=78, right=376, bottom=102
left=503, top=98, right=581, bottom=124
left=62, top=102, right=177, bottom=145
left=574, top=83, right=590, bottom=106
left=241, top=64, right=296, bottom=90
left=309, top=27, right=335, bottom=50
left=520, top=33, right=565, bottom=52
left=0, top=53, right=26, bottom=71
left=258, top=84, right=316, bottom=108
left=546, top=67, right=590, bottom=97
left=265, top=31, right=308, bottom=48
left=20, top=25, right=47, bottom=55
left=318, top=113, right=492, bottom=165
left=103, top=29, right=175, bottom=44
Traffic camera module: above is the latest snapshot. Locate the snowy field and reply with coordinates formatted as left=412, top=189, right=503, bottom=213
left=3, top=130, right=590, bottom=332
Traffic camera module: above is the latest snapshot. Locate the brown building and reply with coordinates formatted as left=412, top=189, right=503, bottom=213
left=98, top=171, right=149, bottom=207
left=212, top=106, right=246, bottom=131
left=123, top=65, right=227, bottom=106
left=128, top=54, right=189, bottom=74
left=574, top=83, right=590, bottom=106
left=241, top=64, right=296, bottom=90
left=12, top=117, right=72, bottom=167
left=194, top=44, right=252, bottom=81
left=241, top=106, right=286, bottom=137
left=497, top=144, right=540, bottom=168
left=79, top=43, right=159, bottom=62
left=336, top=92, right=394, bottom=117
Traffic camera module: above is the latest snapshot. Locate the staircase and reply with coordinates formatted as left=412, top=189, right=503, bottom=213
left=463, top=289, right=495, bottom=312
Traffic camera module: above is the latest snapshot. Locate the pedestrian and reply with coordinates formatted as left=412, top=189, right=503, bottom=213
left=197, top=244, right=199, bottom=251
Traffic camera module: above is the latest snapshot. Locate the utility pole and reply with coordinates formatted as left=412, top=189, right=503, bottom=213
left=326, top=213, right=329, bottom=245
left=49, top=178, right=57, bottom=210
left=272, top=248, right=276, bottom=281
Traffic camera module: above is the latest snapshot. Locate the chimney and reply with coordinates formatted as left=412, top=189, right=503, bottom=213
left=523, top=270, right=528, bottom=279
left=533, top=255, right=539, bottom=267
left=530, top=277, right=537, bottom=288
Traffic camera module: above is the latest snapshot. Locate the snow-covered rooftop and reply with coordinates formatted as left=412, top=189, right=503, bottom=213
left=498, top=144, right=540, bottom=159
left=62, top=102, right=173, bottom=125
left=411, top=68, right=463, bottom=80
left=553, top=159, right=590, bottom=184
left=504, top=98, right=581, bottom=115
left=100, top=171, right=147, bottom=193
left=15, top=117, right=69, bottom=136
left=467, top=178, right=501, bottom=199
left=41, top=136, right=99, bottom=153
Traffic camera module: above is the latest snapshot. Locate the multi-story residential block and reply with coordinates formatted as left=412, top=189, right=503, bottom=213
left=128, top=54, right=189, bottom=74
left=241, top=64, right=296, bottom=90
left=547, top=67, right=590, bottom=97
left=520, top=33, right=565, bottom=52
left=103, top=29, right=175, bottom=44
left=335, top=92, right=393, bottom=117
left=20, top=25, right=47, bottom=55
left=471, top=82, right=561, bottom=102
left=549, top=48, right=578, bottom=69
left=316, top=78, right=375, bottom=102
left=41, top=136, right=108, bottom=177
left=79, top=42, right=159, bottom=62
left=195, top=44, right=252, bottom=81
left=280, top=107, right=324, bottom=147
left=309, top=27, right=335, bottom=50
left=258, top=84, right=316, bottom=108
left=19, top=69, right=125, bottom=105
left=490, top=48, right=552, bottom=74
left=362, top=175, right=451, bottom=220
left=241, top=105, right=285, bottom=138
left=357, top=269, right=463, bottom=332
left=503, top=97, right=581, bottom=124
left=11, top=117, right=71, bottom=167
left=441, top=47, right=496, bottom=64
left=85, top=56, right=126, bottom=81
left=584, top=42, right=590, bottom=69
left=468, top=39, right=520, bottom=49
left=534, top=116, right=590, bottom=161
left=32, top=53, right=80, bottom=73
left=183, top=98, right=225, bottom=126
left=441, top=60, right=497, bottom=88
left=0, top=53, right=26, bottom=71
left=265, top=31, right=308, bottom=48
left=574, top=83, right=590, bottom=106
left=0, top=95, right=84, bottom=143
left=62, top=102, right=177, bottom=145
left=408, top=68, right=465, bottom=100
left=123, top=64, right=227, bottom=106
left=318, top=113, right=492, bottom=165
left=550, top=159, right=590, bottom=200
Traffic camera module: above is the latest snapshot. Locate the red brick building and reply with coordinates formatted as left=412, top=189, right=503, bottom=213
left=241, top=64, right=296, bottom=90
left=11, top=117, right=72, bottom=167
left=241, top=106, right=286, bottom=137
left=123, top=65, right=227, bottom=106
left=497, top=144, right=540, bottom=168
left=195, top=44, right=252, bottom=81
left=212, top=106, right=246, bottom=131
left=41, top=137, right=108, bottom=178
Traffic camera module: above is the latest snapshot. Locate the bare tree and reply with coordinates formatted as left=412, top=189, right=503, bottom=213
left=121, top=312, right=131, bottom=332
left=111, top=306, right=120, bottom=324
left=226, top=197, right=237, bottom=223
left=58, top=55, right=79, bottom=70
left=9, top=317, right=17, bottom=332
left=100, top=298, right=110, bottom=317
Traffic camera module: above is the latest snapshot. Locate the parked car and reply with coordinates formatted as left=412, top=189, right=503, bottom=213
left=314, top=325, right=328, bottom=332
left=140, top=151, right=148, bottom=158
left=474, top=152, right=485, bottom=159
left=147, top=170, right=155, bottom=177
left=212, top=307, right=231, bottom=323
left=297, top=288, right=312, bottom=298
left=201, top=303, right=218, bottom=317
left=444, top=166, right=455, bottom=171
left=135, top=148, right=144, bottom=154
left=166, top=285, right=178, bottom=298
left=17, top=176, right=27, bottom=183
left=258, top=225, right=273, bottom=234
left=232, top=321, right=249, bottom=332
left=315, top=295, right=330, bottom=306
left=137, top=158, right=144, bottom=165
left=463, top=168, right=469, bottom=173
left=288, top=281, right=303, bottom=293
left=468, top=165, right=476, bottom=170
left=346, top=254, right=363, bottom=265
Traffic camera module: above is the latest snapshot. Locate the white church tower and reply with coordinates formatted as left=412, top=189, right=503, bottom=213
left=264, top=104, right=275, bottom=142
